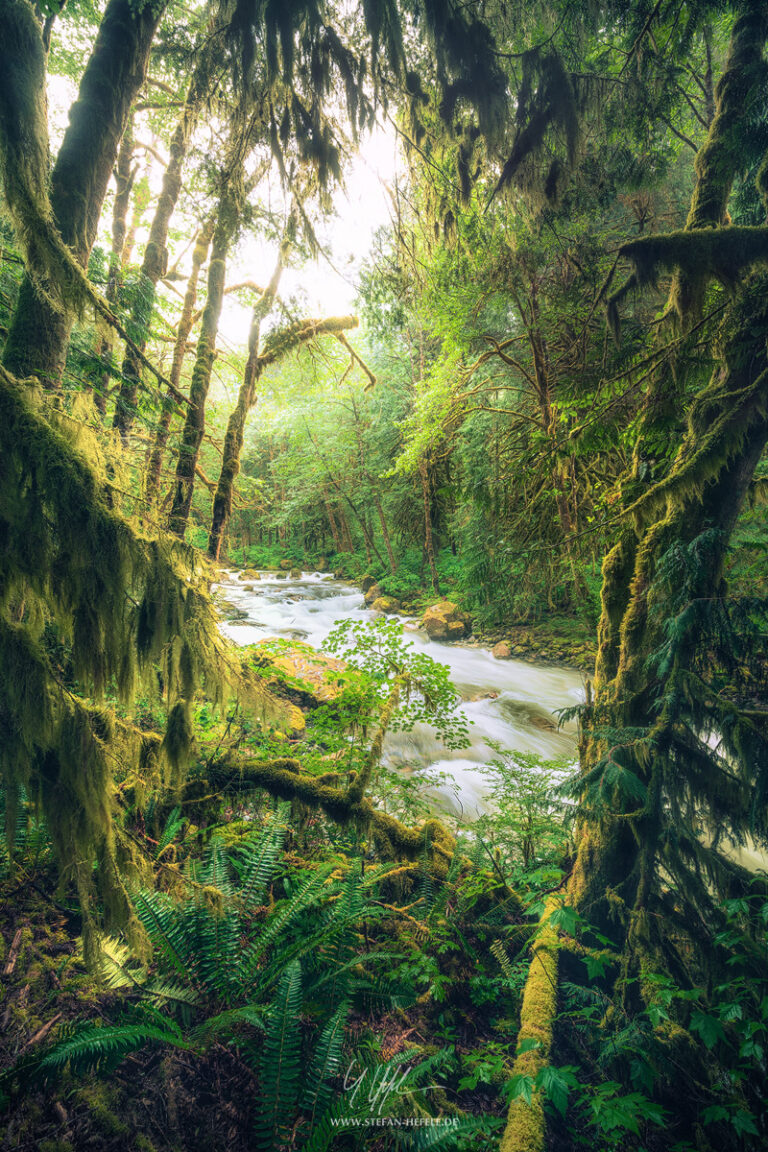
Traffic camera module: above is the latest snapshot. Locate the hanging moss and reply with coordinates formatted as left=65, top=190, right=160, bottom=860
left=0, top=365, right=281, bottom=954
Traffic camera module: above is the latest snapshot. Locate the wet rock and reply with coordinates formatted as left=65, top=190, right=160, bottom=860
left=421, top=600, right=471, bottom=641
left=245, top=641, right=346, bottom=707
left=372, top=595, right=401, bottom=614
left=290, top=567, right=302, bottom=577
left=364, top=583, right=382, bottom=605
left=279, top=559, right=294, bottom=570
left=275, top=571, right=288, bottom=580
left=221, top=603, right=249, bottom=621
left=240, top=569, right=261, bottom=580
left=361, top=574, right=377, bottom=593
left=467, top=690, right=500, bottom=702
left=492, top=640, right=512, bottom=659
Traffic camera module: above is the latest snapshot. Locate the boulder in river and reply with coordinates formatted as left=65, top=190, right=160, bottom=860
left=364, top=583, right=382, bottom=605
left=492, top=640, right=512, bottom=659
left=372, top=595, right=401, bottom=614
left=290, top=567, right=302, bottom=577
left=421, top=600, right=471, bottom=641
left=360, top=574, right=377, bottom=593
left=241, top=569, right=261, bottom=580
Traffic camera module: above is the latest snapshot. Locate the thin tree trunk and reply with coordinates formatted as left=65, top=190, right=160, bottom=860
left=167, top=172, right=244, bottom=538
left=94, top=113, right=136, bottom=414
left=113, top=40, right=219, bottom=438
left=208, top=301, right=357, bottom=558
left=2, top=0, right=163, bottom=384
left=144, top=217, right=214, bottom=507
left=419, top=459, right=440, bottom=596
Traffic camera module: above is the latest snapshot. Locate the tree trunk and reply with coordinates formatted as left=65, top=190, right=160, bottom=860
left=208, top=311, right=361, bottom=560
left=167, top=174, right=243, bottom=538
left=571, top=0, right=768, bottom=958
left=94, top=113, right=136, bottom=414
left=2, top=0, right=163, bottom=385
left=419, top=459, right=440, bottom=596
left=144, top=217, right=214, bottom=507
left=113, top=40, right=218, bottom=438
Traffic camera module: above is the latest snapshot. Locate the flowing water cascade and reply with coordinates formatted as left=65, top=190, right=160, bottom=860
left=216, top=570, right=585, bottom=815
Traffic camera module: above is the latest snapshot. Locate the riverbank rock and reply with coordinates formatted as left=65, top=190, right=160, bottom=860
left=279, top=559, right=293, bottom=570
left=492, top=640, right=512, bottom=659
left=290, top=567, right=302, bottom=577
left=364, top=583, right=382, bottom=605
left=372, top=595, right=401, bottom=614
left=421, top=601, right=471, bottom=641
left=241, top=569, right=261, bottom=580
left=361, top=574, right=377, bottom=593
left=244, top=641, right=346, bottom=709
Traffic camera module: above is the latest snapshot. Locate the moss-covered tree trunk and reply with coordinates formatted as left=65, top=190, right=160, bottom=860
left=112, top=44, right=218, bottom=438
left=2, top=0, right=163, bottom=386
left=167, top=176, right=243, bottom=538
left=145, top=218, right=214, bottom=507
left=570, top=0, right=768, bottom=954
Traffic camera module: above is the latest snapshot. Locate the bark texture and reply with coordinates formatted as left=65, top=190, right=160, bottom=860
left=2, top=0, right=163, bottom=385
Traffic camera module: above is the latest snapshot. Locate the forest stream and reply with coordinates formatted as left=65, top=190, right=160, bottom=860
left=216, top=569, right=585, bottom=816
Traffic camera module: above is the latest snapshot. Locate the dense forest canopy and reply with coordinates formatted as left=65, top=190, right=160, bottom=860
left=1, top=0, right=768, bottom=1149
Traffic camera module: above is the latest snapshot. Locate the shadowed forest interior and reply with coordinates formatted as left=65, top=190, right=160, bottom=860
left=1, top=0, right=768, bottom=1149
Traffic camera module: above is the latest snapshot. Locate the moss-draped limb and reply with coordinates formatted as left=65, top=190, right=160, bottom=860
left=189, top=757, right=457, bottom=877
left=0, top=364, right=284, bottom=948
left=617, top=227, right=768, bottom=307
left=1, top=0, right=164, bottom=386
left=499, top=899, right=560, bottom=1152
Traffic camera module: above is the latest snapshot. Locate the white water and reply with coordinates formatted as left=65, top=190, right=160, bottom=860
left=215, top=570, right=585, bottom=816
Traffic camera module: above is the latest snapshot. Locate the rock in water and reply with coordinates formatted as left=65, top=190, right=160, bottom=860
left=372, top=595, right=401, bottom=614
left=492, top=640, right=512, bottom=659
left=421, top=601, right=471, bottom=640
left=364, top=583, right=382, bottom=605
left=361, top=574, right=377, bottom=593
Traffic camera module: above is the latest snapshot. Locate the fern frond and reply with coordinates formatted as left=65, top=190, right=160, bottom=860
left=302, top=1000, right=351, bottom=1125
left=255, top=958, right=303, bottom=1151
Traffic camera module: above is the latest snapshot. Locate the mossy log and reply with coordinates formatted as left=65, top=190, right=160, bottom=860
left=499, top=899, right=560, bottom=1152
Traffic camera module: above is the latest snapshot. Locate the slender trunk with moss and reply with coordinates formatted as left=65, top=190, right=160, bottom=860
left=350, top=394, right=398, bottom=575
left=94, top=113, right=136, bottom=413
left=167, top=175, right=243, bottom=538
left=112, top=41, right=219, bottom=438
left=208, top=307, right=358, bottom=560
left=2, top=0, right=163, bottom=386
left=419, top=458, right=440, bottom=596
left=144, top=217, right=214, bottom=507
